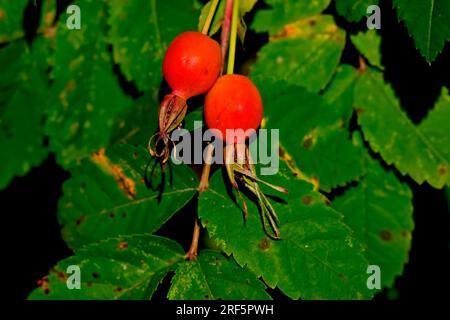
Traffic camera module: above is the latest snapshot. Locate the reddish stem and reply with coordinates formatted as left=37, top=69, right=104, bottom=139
left=220, top=0, right=234, bottom=72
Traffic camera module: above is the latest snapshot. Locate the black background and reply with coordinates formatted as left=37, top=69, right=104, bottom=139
left=1, top=0, right=449, bottom=302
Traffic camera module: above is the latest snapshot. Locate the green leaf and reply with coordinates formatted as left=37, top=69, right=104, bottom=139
left=393, top=0, right=450, bottom=63
left=0, top=0, right=28, bottom=43
left=335, top=0, right=378, bottom=23
left=254, top=77, right=362, bottom=191
left=0, top=39, right=49, bottom=189
left=58, top=144, right=198, bottom=249
left=333, top=133, right=414, bottom=288
left=199, top=165, right=372, bottom=299
left=323, top=64, right=359, bottom=126
left=29, top=235, right=185, bottom=299
left=38, top=0, right=57, bottom=30
left=251, top=15, right=346, bottom=93
left=108, top=0, right=197, bottom=92
left=198, top=0, right=257, bottom=43
left=45, top=0, right=133, bottom=169
left=355, top=69, right=450, bottom=188
left=110, top=91, right=159, bottom=146
left=168, top=250, right=271, bottom=300
left=183, top=107, right=204, bottom=132
left=351, top=31, right=384, bottom=69
left=252, top=0, right=331, bottom=34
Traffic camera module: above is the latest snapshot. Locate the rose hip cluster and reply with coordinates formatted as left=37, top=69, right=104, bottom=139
left=152, top=31, right=262, bottom=157
left=150, top=31, right=285, bottom=239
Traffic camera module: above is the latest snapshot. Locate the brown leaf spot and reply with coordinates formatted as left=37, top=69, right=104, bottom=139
left=354, top=107, right=366, bottom=115
left=92, top=272, right=99, bottom=279
left=109, top=212, right=115, bottom=218
left=258, top=238, right=271, bottom=251
left=121, top=211, right=127, bottom=218
left=91, top=148, right=136, bottom=199
left=43, top=288, right=51, bottom=295
left=400, top=231, right=409, bottom=238
left=380, top=230, right=393, bottom=241
left=56, top=271, right=66, bottom=280
left=438, top=164, right=447, bottom=176
left=75, top=216, right=85, bottom=226
left=0, top=9, right=5, bottom=20
left=302, top=195, right=313, bottom=205
left=303, top=136, right=313, bottom=149
left=87, top=282, right=93, bottom=287
left=118, top=241, right=128, bottom=250
left=115, top=287, right=123, bottom=293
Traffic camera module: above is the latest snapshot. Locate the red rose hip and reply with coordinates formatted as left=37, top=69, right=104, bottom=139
left=163, top=31, right=222, bottom=100
left=204, top=75, right=263, bottom=143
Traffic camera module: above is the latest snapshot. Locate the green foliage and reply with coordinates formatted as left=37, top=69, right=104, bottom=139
left=0, top=39, right=49, bottom=189
left=168, top=250, right=271, bottom=300
left=108, top=0, right=197, bottom=92
left=323, top=64, right=359, bottom=126
left=45, top=0, right=133, bottom=168
left=252, top=0, right=331, bottom=34
left=351, top=31, right=383, bottom=69
left=335, top=0, right=378, bottom=23
left=58, top=144, right=198, bottom=249
left=254, top=77, right=362, bottom=191
left=0, top=0, right=28, bottom=43
left=29, top=235, right=185, bottom=299
left=393, top=0, right=450, bottom=63
left=333, top=133, right=414, bottom=288
left=199, top=164, right=372, bottom=299
left=355, top=69, right=450, bottom=188
left=251, top=15, right=345, bottom=93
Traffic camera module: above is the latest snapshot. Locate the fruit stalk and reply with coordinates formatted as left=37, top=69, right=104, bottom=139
left=201, top=0, right=220, bottom=35
left=220, top=0, right=233, bottom=71
left=227, top=0, right=240, bottom=75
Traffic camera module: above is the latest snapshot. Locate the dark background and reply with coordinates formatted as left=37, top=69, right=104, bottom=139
left=1, top=0, right=449, bottom=301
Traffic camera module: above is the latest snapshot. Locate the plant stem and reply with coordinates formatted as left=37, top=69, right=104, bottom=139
left=186, top=144, right=215, bottom=260
left=186, top=219, right=201, bottom=260
left=199, top=144, right=215, bottom=192
left=220, top=0, right=233, bottom=72
left=201, top=0, right=220, bottom=35
left=227, top=0, right=240, bottom=75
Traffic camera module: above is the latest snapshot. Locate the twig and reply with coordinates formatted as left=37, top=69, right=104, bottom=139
left=220, top=0, right=233, bottom=72
left=186, top=219, right=201, bottom=261
left=201, top=0, right=220, bottom=35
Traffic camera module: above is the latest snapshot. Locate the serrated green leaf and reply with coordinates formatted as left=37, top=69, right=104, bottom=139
left=58, top=144, right=198, bottom=249
left=199, top=164, right=372, bottom=299
left=351, top=31, right=383, bottom=69
left=168, top=250, right=271, bottom=300
left=251, top=15, right=345, bottom=93
left=0, top=0, right=28, bottom=43
left=0, top=39, right=49, bottom=189
left=393, top=0, right=450, bottom=63
left=108, top=0, right=197, bottom=92
left=45, top=0, right=134, bottom=169
left=335, top=0, right=379, bottom=23
left=323, top=64, right=359, bottom=126
left=29, top=235, right=185, bottom=300
left=355, top=68, right=450, bottom=188
left=333, top=133, right=414, bottom=288
left=252, top=0, right=331, bottom=34
left=254, top=77, right=362, bottom=191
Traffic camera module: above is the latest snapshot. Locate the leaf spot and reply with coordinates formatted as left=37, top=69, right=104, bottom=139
left=302, top=195, right=313, bottom=205
left=258, top=238, right=271, bottom=251
left=118, top=241, right=128, bottom=250
left=380, top=230, right=393, bottom=241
